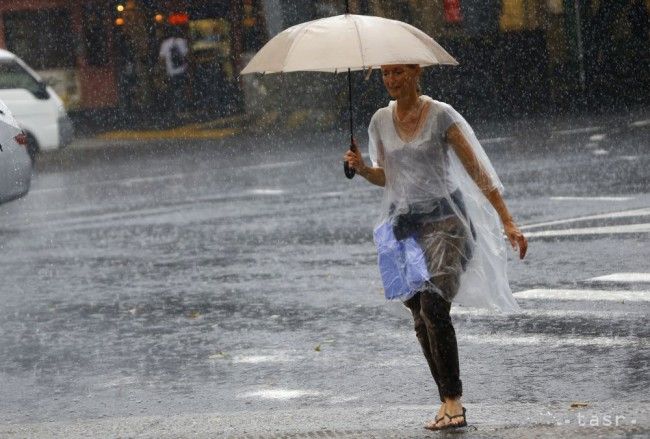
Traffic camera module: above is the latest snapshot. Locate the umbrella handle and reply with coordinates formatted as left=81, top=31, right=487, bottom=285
left=344, top=143, right=356, bottom=179
left=344, top=161, right=356, bottom=179
left=344, top=67, right=355, bottom=179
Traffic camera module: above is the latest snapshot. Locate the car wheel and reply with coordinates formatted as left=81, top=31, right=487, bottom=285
left=26, top=134, right=39, bottom=164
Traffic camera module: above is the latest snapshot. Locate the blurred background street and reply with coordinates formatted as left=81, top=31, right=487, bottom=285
left=1, top=0, right=649, bottom=137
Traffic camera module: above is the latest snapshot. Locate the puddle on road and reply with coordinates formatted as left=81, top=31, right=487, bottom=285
left=239, top=388, right=322, bottom=400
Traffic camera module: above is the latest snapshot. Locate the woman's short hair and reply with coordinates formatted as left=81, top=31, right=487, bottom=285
left=407, top=64, right=422, bottom=94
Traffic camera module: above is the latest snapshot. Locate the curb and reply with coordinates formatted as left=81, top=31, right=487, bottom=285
left=97, top=127, right=239, bottom=141
left=93, top=114, right=251, bottom=142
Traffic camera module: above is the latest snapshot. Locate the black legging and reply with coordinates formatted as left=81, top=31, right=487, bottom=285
left=404, top=289, right=462, bottom=402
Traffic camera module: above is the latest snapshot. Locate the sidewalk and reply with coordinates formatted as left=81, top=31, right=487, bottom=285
left=69, top=106, right=335, bottom=145
left=67, top=105, right=650, bottom=152
left=94, top=114, right=248, bottom=142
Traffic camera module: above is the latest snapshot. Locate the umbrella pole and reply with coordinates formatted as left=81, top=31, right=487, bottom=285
left=344, top=68, right=356, bottom=179
left=348, top=68, right=354, bottom=144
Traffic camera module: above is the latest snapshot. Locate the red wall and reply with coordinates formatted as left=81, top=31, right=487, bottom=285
left=0, top=0, right=118, bottom=109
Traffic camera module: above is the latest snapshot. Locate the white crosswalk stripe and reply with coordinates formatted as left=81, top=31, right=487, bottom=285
left=513, top=288, right=649, bottom=302
left=452, top=273, right=650, bottom=347
left=452, top=307, right=643, bottom=318
left=587, top=272, right=650, bottom=283
left=549, top=196, right=633, bottom=201
left=461, top=333, right=641, bottom=347
left=520, top=207, right=650, bottom=230
left=525, top=223, right=650, bottom=237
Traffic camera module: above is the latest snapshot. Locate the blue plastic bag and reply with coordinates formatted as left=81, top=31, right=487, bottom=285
left=373, top=222, right=430, bottom=301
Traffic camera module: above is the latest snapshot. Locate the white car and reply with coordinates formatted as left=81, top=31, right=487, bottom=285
left=0, top=48, right=73, bottom=161
left=0, top=131, right=31, bottom=204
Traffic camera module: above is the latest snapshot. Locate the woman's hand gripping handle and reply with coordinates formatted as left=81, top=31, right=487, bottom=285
left=343, top=140, right=385, bottom=187
left=343, top=139, right=358, bottom=179
left=344, top=138, right=366, bottom=176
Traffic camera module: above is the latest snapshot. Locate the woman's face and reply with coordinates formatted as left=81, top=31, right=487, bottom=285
left=381, top=64, right=418, bottom=98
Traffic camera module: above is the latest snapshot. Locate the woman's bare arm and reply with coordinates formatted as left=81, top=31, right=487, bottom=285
left=344, top=139, right=386, bottom=187
left=446, top=124, right=528, bottom=259
left=357, top=166, right=386, bottom=187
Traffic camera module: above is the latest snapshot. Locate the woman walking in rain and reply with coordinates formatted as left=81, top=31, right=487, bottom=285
left=344, top=64, right=528, bottom=431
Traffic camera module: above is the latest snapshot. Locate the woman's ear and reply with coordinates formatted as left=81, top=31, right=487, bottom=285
left=407, top=65, right=422, bottom=81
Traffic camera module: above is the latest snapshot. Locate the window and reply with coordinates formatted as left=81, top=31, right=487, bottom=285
left=499, top=0, right=543, bottom=32
left=82, top=4, right=109, bottom=67
left=242, top=0, right=265, bottom=52
left=0, top=60, right=42, bottom=94
left=280, top=0, right=316, bottom=27
left=3, top=9, right=76, bottom=70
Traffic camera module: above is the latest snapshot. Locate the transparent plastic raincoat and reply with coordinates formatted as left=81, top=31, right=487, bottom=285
left=370, top=96, right=520, bottom=313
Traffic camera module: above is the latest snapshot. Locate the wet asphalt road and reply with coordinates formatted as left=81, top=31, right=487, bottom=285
left=0, top=111, right=648, bottom=438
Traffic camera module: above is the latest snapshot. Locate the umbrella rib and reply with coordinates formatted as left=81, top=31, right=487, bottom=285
left=283, top=24, right=312, bottom=72
left=350, top=16, right=366, bottom=69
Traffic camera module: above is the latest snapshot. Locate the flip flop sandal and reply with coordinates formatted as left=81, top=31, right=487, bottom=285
left=424, top=414, right=449, bottom=431
left=438, top=407, right=468, bottom=431
left=423, top=414, right=446, bottom=431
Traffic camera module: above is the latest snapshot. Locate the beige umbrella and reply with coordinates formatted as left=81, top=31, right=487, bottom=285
left=241, top=14, right=457, bottom=74
left=240, top=13, right=458, bottom=177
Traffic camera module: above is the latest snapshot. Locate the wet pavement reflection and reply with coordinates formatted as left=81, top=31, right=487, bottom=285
left=0, top=118, right=648, bottom=435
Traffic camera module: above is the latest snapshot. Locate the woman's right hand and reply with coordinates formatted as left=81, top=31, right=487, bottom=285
left=343, top=139, right=366, bottom=174
left=504, top=219, right=528, bottom=260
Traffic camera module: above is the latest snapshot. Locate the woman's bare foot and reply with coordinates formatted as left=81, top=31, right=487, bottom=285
left=434, top=397, right=466, bottom=429
left=424, top=402, right=447, bottom=430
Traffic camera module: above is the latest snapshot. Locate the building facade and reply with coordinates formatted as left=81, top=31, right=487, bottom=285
left=0, top=0, right=119, bottom=111
left=0, top=0, right=647, bottom=120
left=0, top=0, right=267, bottom=117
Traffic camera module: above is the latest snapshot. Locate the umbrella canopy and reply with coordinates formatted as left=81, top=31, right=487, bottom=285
left=240, top=13, right=458, bottom=179
left=241, top=14, right=457, bottom=74
left=0, top=99, right=22, bottom=152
